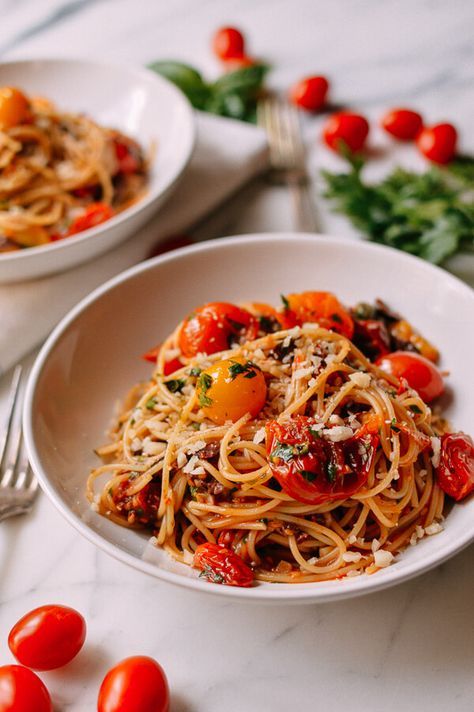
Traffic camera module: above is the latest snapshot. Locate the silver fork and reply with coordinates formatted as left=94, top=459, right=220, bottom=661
left=257, top=94, right=318, bottom=233
left=0, top=366, right=38, bottom=522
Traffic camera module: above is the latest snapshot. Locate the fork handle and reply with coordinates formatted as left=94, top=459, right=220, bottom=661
left=288, top=178, right=318, bottom=233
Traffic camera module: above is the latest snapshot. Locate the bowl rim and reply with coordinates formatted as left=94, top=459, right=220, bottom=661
left=23, top=233, right=474, bottom=602
left=0, top=56, right=196, bottom=263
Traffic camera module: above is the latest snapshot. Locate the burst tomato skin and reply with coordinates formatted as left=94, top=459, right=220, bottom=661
left=416, top=123, right=457, bottom=164
left=8, top=604, right=86, bottom=671
left=437, top=433, right=474, bottom=501
left=178, top=302, right=258, bottom=358
left=193, top=542, right=254, bottom=587
left=376, top=351, right=444, bottom=403
left=212, top=27, right=245, bottom=60
left=290, top=76, right=329, bottom=112
left=323, top=112, right=369, bottom=153
left=0, top=665, right=52, bottom=712
left=0, top=87, right=30, bottom=130
left=283, top=291, right=354, bottom=339
left=98, top=656, right=169, bottom=712
left=67, top=202, right=114, bottom=236
left=381, top=108, right=423, bottom=140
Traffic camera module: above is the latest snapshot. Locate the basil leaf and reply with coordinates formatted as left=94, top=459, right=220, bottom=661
left=148, top=60, right=211, bottom=109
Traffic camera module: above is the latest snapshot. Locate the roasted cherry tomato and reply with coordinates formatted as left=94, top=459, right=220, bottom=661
left=67, top=202, right=115, bottom=236
left=178, top=302, right=259, bottom=358
left=266, top=416, right=378, bottom=504
left=197, top=357, right=267, bottom=425
left=141, top=345, right=183, bottom=374
left=376, top=351, right=444, bottom=403
left=8, top=604, right=86, bottom=671
left=212, top=26, right=245, bottom=60
left=436, top=433, right=474, bottom=501
left=352, top=318, right=390, bottom=360
left=114, top=139, right=140, bottom=174
left=323, top=111, right=369, bottom=153
left=193, top=542, right=254, bottom=587
left=0, top=87, right=30, bottom=130
left=0, top=665, right=52, bottom=712
left=283, top=291, right=354, bottom=339
left=290, top=76, right=329, bottom=112
left=416, top=123, right=457, bottom=164
left=381, top=108, right=423, bottom=140
left=250, top=302, right=286, bottom=333
left=98, top=656, right=169, bottom=712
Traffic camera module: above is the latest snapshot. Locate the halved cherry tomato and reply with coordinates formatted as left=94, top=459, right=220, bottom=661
left=193, top=542, right=254, bottom=587
left=0, top=87, right=30, bottom=130
left=178, top=302, right=259, bottom=358
left=212, top=27, right=245, bottom=60
left=323, top=112, right=369, bottom=153
left=437, top=432, right=474, bottom=501
left=290, top=76, right=329, bottom=112
left=283, top=291, right=354, bottom=339
left=67, top=202, right=115, bottom=236
left=416, top=123, right=457, bottom=164
left=114, top=139, right=140, bottom=174
left=8, top=604, right=86, bottom=671
left=376, top=351, right=444, bottom=403
left=98, top=656, right=169, bottom=712
left=266, top=415, right=378, bottom=504
left=381, top=108, right=423, bottom=140
left=0, top=665, right=52, bottom=712
left=197, top=357, right=267, bottom=425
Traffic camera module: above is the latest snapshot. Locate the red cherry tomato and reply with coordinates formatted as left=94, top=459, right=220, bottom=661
left=437, top=433, right=474, bottom=501
left=282, top=291, right=354, bottom=339
left=376, top=351, right=444, bottom=403
left=67, top=202, right=115, bottom=236
left=0, top=665, right=52, bottom=712
left=222, top=56, right=255, bottom=71
left=114, top=139, right=140, bottom=174
left=178, top=302, right=259, bottom=358
left=8, top=604, right=86, bottom=671
left=323, top=112, right=369, bottom=153
left=212, top=27, right=245, bottom=60
left=141, top=345, right=183, bottom=374
left=381, top=108, right=423, bottom=140
left=416, top=123, right=457, bottom=164
left=290, top=76, right=329, bottom=112
left=193, top=542, right=254, bottom=587
left=98, top=656, right=169, bottom=712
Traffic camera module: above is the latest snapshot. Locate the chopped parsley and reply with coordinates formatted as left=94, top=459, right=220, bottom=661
left=191, top=422, right=201, bottom=431
left=390, top=417, right=400, bottom=432
left=331, top=313, right=343, bottom=324
left=165, top=378, right=186, bottom=394
left=309, top=426, right=322, bottom=439
left=270, top=440, right=310, bottom=463
left=145, top=397, right=157, bottom=410
left=189, top=367, right=202, bottom=377
left=259, top=315, right=277, bottom=332
left=409, top=404, right=423, bottom=414
left=228, top=360, right=259, bottom=380
left=300, top=470, right=317, bottom=482
left=280, top=293, right=290, bottom=310
left=326, top=461, right=337, bottom=483
left=199, top=566, right=225, bottom=584
left=197, top=372, right=213, bottom=407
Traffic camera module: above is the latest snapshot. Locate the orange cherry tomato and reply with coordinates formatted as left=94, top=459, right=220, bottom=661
left=178, top=302, right=259, bottom=358
left=8, top=604, right=86, bottom=671
left=0, top=87, right=30, bottom=130
left=437, top=433, right=474, bottom=501
left=98, top=656, right=169, bottom=712
left=290, top=76, right=329, bottom=112
left=67, top=202, right=115, bottom=236
left=376, top=351, right=444, bottom=403
left=323, top=111, right=369, bottom=153
left=249, top=302, right=286, bottom=333
left=416, top=123, right=457, bottom=164
left=212, top=27, right=245, bottom=60
left=193, top=542, right=254, bottom=587
left=0, top=665, right=52, bottom=712
left=283, top=291, right=354, bottom=339
left=197, top=357, right=267, bottom=425
left=381, top=108, right=423, bottom=140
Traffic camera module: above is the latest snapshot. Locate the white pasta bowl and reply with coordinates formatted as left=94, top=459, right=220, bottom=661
left=0, top=58, right=195, bottom=283
left=23, top=234, right=474, bottom=603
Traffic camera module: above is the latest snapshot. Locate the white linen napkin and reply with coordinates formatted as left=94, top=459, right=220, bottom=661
left=0, top=113, right=268, bottom=374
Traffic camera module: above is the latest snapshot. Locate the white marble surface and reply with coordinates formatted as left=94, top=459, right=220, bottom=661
left=0, top=1, right=473, bottom=710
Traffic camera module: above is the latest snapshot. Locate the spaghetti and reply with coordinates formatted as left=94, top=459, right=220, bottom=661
left=87, top=293, right=473, bottom=586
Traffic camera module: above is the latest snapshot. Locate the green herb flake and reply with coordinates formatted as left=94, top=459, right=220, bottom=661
left=189, top=367, right=202, bottom=377
left=331, top=313, right=343, bottom=324
left=165, top=378, right=186, bottom=394
left=270, top=441, right=296, bottom=463
left=191, top=422, right=201, bottom=431
left=326, top=462, right=337, bottom=483
left=280, top=294, right=290, bottom=310
left=228, top=360, right=259, bottom=380
left=199, top=566, right=225, bottom=584
left=300, top=470, right=317, bottom=482
left=197, top=372, right=213, bottom=407
left=145, top=397, right=157, bottom=410
left=309, top=427, right=322, bottom=439
left=390, top=417, right=401, bottom=432
left=409, top=404, right=423, bottom=414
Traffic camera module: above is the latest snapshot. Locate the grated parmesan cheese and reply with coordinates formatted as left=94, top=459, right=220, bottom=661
left=425, top=522, right=443, bottom=536
left=346, top=569, right=362, bottom=577
left=177, top=451, right=187, bottom=469
left=183, top=455, right=199, bottom=474
left=430, top=436, right=441, bottom=468
left=342, top=551, right=362, bottom=563
left=373, top=549, right=394, bottom=568
left=253, top=428, right=266, bottom=444
left=347, top=534, right=358, bottom=545
left=349, top=372, right=371, bottom=388
left=185, top=440, right=207, bottom=455
left=371, top=538, right=381, bottom=553
left=323, top=426, right=354, bottom=442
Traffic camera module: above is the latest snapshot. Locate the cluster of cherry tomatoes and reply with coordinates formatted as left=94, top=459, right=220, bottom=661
left=0, top=604, right=169, bottom=711
left=211, top=26, right=458, bottom=165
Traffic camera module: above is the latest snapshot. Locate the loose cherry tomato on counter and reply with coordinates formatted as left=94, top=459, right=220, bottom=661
left=266, top=416, right=378, bottom=505
left=290, top=75, right=329, bottom=112
left=8, top=604, right=86, bottom=671
left=381, top=108, right=423, bottom=140
left=178, top=302, right=259, bottom=358
left=193, top=542, right=254, bottom=587
left=196, top=357, right=267, bottom=425
left=436, top=433, right=474, bottom=501
left=98, top=656, right=169, bottom=712
left=212, top=26, right=246, bottom=60
left=282, top=291, right=354, bottom=339
left=222, top=55, right=256, bottom=70
left=376, top=351, right=444, bottom=403
left=67, top=202, right=115, bottom=236
left=323, top=111, right=369, bottom=154
left=0, top=665, right=52, bottom=712
left=416, top=123, right=457, bottom=164
left=0, top=87, right=30, bottom=130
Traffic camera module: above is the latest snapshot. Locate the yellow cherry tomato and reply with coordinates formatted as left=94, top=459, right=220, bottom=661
left=0, top=87, right=31, bottom=130
left=197, top=357, right=267, bottom=425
